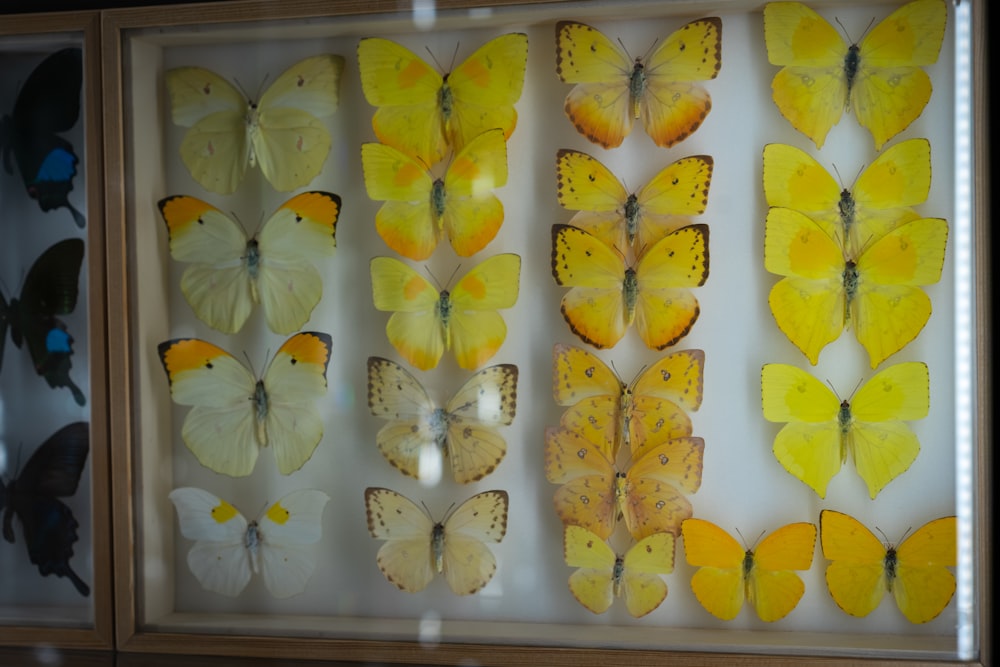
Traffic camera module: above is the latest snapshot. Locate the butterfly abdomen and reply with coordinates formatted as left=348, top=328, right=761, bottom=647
left=431, top=522, right=446, bottom=573
left=431, top=179, right=447, bottom=222
left=245, top=521, right=261, bottom=573
left=623, top=267, right=639, bottom=325
left=884, top=547, right=899, bottom=591
left=629, top=62, right=646, bottom=120
left=624, top=194, right=641, bottom=244
left=612, top=554, right=626, bottom=597
left=254, top=380, right=269, bottom=446
left=843, top=46, right=861, bottom=106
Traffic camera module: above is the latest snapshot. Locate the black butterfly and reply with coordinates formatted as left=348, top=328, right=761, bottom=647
left=1, top=421, right=90, bottom=596
left=0, top=237, right=86, bottom=405
left=0, top=47, right=85, bottom=228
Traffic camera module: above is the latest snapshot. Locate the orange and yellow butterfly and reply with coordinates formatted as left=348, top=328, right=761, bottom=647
left=357, top=34, right=528, bottom=165
left=555, top=19, right=722, bottom=149
left=764, top=0, right=947, bottom=150
left=763, top=139, right=931, bottom=256
left=563, top=525, right=675, bottom=618
left=158, top=191, right=340, bottom=335
left=366, top=356, right=517, bottom=484
left=764, top=207, right=947, bottom=367
left=364, top=487, right=508, bottom=595
left=762, top=362, right=928, bottom=499
left=370, top=253, right=520, bottom=371
left=361, top=128, right=508, bottom=260
left=157, top=332, right=332, bottom=477
left=682, top=518, right=817, bottom=622
left=165, top=54, right=343, bottom=194
left=820, top=510, right=956, bottom=624
left=545, top=426, right=703, bottom=540
left=556, top=150, right=714, bottom=257
left=552, top=343, right=704, bottom=456
left=552, top=224, right=709, bottom=351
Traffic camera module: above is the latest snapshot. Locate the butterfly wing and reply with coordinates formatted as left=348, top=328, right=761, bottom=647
left=364, top=487, right=435, bottom=593
left=544, top=426, right=618, bottom=539
left=441, top=490, right=508, bottom=595
left=441, top=128, right=508, bottom=257
left=563, top=524, right=616, bottom=614
left=254, top=54, right=343, bottom=191
left=169, top=487, right=251, bottom=597
left=622, top=532, right=675, bottom=618
left=623, top=435, right=704, bottom=538
left=749, top=522, right=816, bottom=622
left=632, top=156, right=714, bottom=250
left=682, top=518, right=747, bottom=620
left=256, top=191, right=340, bottom=334
left=820, top=509, right=889, bottom=618
left=370, top=256, right=445, bottom=370
left=551, top=344, right=624, bottom=453
left=257, top=489, right=330, bottom=598
left=445, top=363, right=518, bottom=483
left=361, top=141, right=438, bottom=260
left=367, top=356, right=439, bottom=479
left=893, top=516, right=956, bottom=623
left=555, top=149, right=631, bottom=251
left=762, top=143, right=841, bottom=239
left=848, top=139, right=931, bottom=250
left=447, top=253, right=521, bottom=370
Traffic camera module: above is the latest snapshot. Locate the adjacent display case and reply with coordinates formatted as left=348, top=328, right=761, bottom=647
left=101, top=0, right=989, bottom=664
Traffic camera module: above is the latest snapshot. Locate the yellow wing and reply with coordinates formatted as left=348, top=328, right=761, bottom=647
left=621, top=434, right=705, bottom=538
left=544, top=426, right=619, bottom=539
left=894, top=516, right=957, bottom=623
left=682, top=518, right=747, bottom=620
left=364, top=487, right=436, bottom=593
left=441, top=490, right=509, bottom=595
left=749, top=522, right=817, bottom=622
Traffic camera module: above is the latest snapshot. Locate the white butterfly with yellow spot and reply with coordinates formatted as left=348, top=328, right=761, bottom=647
left=169, top=487, right=329, bottom=598
left=364, top=487, right=508, bottom=595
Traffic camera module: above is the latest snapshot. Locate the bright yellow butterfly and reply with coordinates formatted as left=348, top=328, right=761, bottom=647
left=682, top=518, right=817, bottom=622
left=764, top=207, right=947, bottom=367
left=763, top=139, right=931, bottom=256
left=545, top=425, right=703, bottom=540
left=361, top=128, right=508, bottom=260
left=157, top=332, right=332, bottom=477
left=364, top=487, right=508, bottom=595
left=563, top=525, right=675, bottom=618
left=369, top=253, right=520, bottom=371
left=556, top=150, right=714, bottom=257
left=762, top=362, right=928, bottom=499
left=552, top=343, right=704, bottom=456
left=357, top=34, right=528, bottom=165
left=555, top=19, right=722, bottom=149
left=820, top=510, right=956, bottom=623
left=165, top=54, right=343, bottom=194
left=552, top=224, right=709, bottom=351
left=366, top=356, right=517, bottom=484
left=764, top=0, right=947, bottom=150
left=158, top=191, right=339, bottom=335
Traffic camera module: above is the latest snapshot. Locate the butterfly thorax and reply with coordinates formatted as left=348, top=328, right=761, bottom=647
left=624, top=194, right=641, bottom=244
left=246, top=239, right=261, bottom=302
left=437, top=291, right=453, bottom=348
left=883, top=547, right=898, bottom=591
left=842, top=261, right=860, bottom=320
left=629, top=61, right=646, bottom=120
left=439, top=79, right=455, bottom=125
left=619, top=386, right=635, bottom=452
left=743, top=550, right=756, bottom=601
left=431, top=522, right=446, bottom=573
left=612, top=555, right=626, bottom=597
left=838, top=400, right=854, bottom=462
left=245, top=103, right=261, bottom=168
left=614, top=471, right=630, bottom=503
left=245, top=521, right=261, bottom=573
left=838, top=190, right=856, bottom=233
left=431, top=179, right=447, bottom=222
left=253, top=380, right=269, bottom=445
left=844, top=46, right=861, bottom=105
left=623, top=268, right=639, bottom=323
left=428, top=408, right=450, bottom=450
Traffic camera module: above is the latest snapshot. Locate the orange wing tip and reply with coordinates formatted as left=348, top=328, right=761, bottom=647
left=281, top=191, right=342, bottom=230
left=158, top=195, right=218, bottom=233
left=157, top=338, right=229, bottom=379
left=280, top=332, right=333, bottom=371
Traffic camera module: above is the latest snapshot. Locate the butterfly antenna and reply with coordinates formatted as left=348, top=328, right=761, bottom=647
left=423, top=45, right=448, bottom=73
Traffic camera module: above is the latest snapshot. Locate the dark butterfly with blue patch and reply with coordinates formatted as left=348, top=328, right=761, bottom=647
left=1, top=421, right=90, bottom=596
left=0, top=238, right=86, bottom=405
left=0, top=47, right=85, bottom=228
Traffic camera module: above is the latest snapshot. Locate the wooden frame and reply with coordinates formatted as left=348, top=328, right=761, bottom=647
left=0, top=9, right=114, bottom=651
left=101, top=0, right=991, bottom=665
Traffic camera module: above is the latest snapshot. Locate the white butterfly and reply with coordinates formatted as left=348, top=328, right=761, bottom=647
left=169, top=487, right=329, bottom=598
left=366, top=357, right=518, bottom=484
left=364, top=487, right=508, bottom=595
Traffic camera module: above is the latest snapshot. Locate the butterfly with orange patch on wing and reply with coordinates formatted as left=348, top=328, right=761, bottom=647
left=764, top=0, right=947, bottom=150
left=556, top=150, right=713, bottom=258
left=555, top=18, right=722, bottom=149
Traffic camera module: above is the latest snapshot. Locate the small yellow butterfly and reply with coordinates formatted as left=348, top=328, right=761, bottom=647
left=366, top=356, right=518, bottom=484
left=364, top=487, right=508, bottom=595
left=764, top=0, right=947, bottom=149
left=556, top=150, right=714, bottom=257
left=820, top=510, right=956, bottom=623
left=682, top=518, right=817, bottom=622
left=763, top=139, right=931, bottom=256
left=552, top=224, right=709, bottom=351
left=762, top=362, right=928, bottom=499
left=158, top=191, right=340, bottom=335
left=157, top=332, right=332, bottom=477
left=362, top=128, right=508, bottom=260
left=370, top=253, right=520, bottom=371
left=563, top=525, right=676, bottom=618
left=357, top=34, right=528, bottom=164
left=552, top=343, right=704, bottom=456
left=555, top=18, right=722, bottom=149
left=545, top=425, right=703, bottom=540
left=764, top=207, right=947, bottom=367
left=165, top=54, right=344, bottom=194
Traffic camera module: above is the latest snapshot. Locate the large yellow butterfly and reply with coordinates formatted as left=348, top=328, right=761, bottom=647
left=361, top=128, right=508, bottom=260
left=764, top=207, right=947, bottom=367
left=369, top=253, right=520, bottom=371
left=820, top=510, right=956, bottom=623
left=552, top=224, right=709, bottom=350
left=169, top=487, right=329, bottom=598
left=552, top=343, right=704, bottom=456
left=364, top=487, right=508, bottom=595
left=764, top=0, right=947, bottom=150
left=157, top=332, right=332, bottom=477
left=763, top=139, right=931, bottom=256
left=545, top=425, right=703, bottom=540
left=366, top=356, right=517, bottom=484
left=555, top=19, right=722, bottom=149
left=165, top=54, right=344, bottom=194
left=682, top=518, right=817, bottom=622
left=563, top=525, right=675, bottom=618
left=357, top=34, right=528, bottom=165
left=762, top=362, right=928, bottom=499
left=158, top=191, right=340, bottom=335
left=556, top=150, right=714, bottom=257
